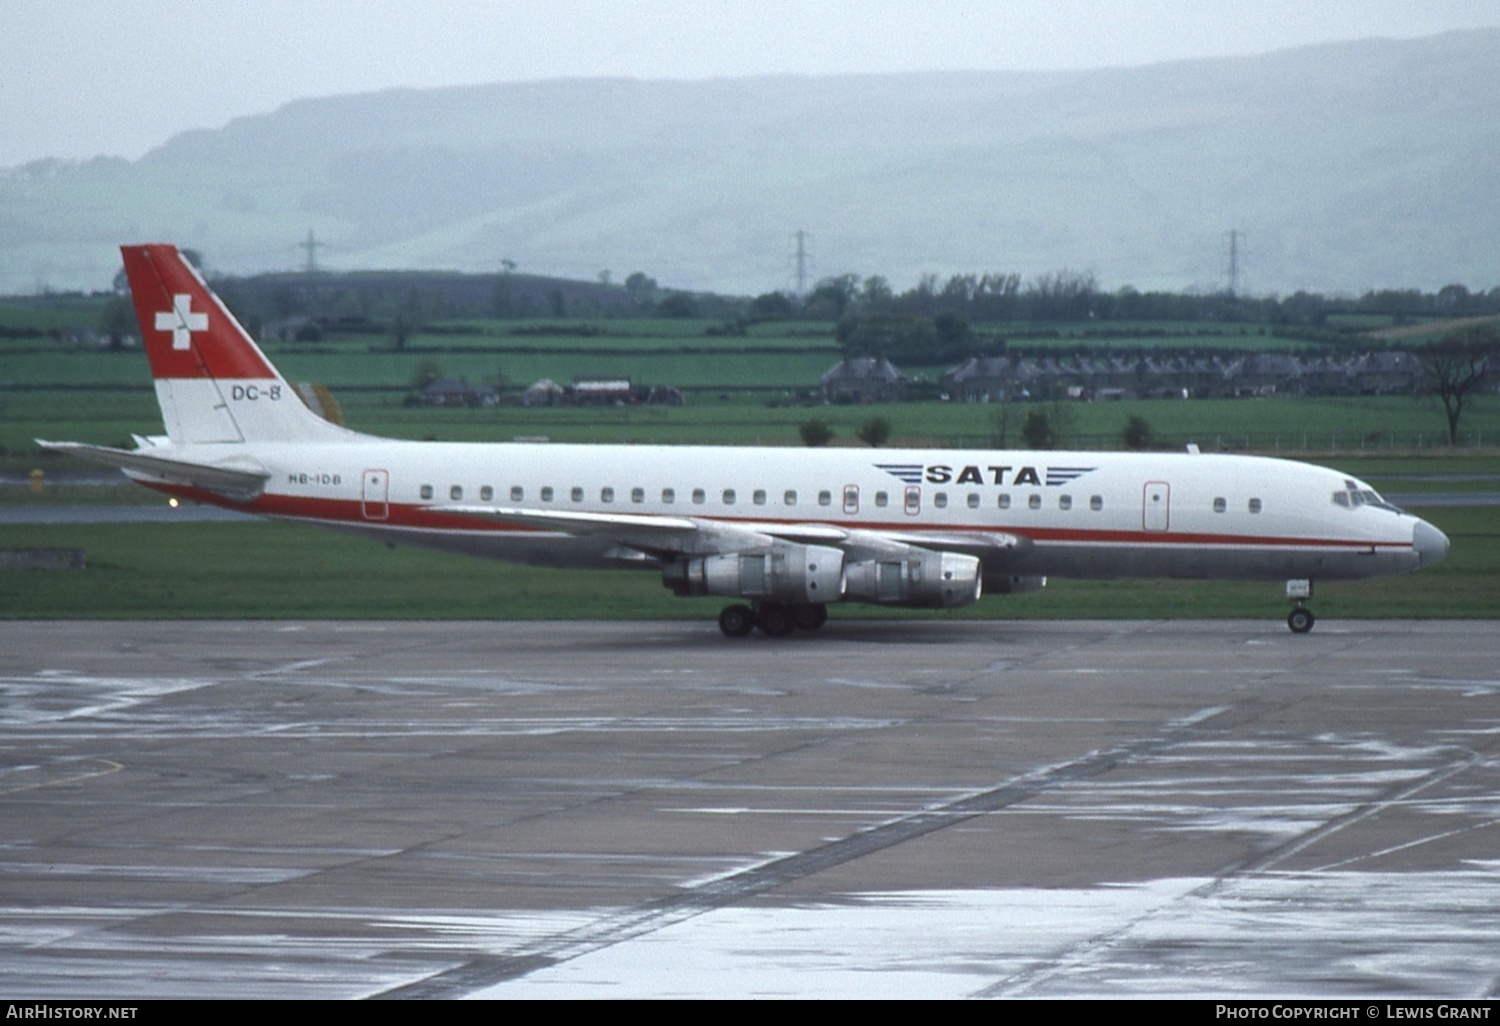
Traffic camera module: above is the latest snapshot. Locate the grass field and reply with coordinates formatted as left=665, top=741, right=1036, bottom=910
left=3, top=303, right=1495, bottom=624
left=0, top=504, right=1493, bottom=622
left=5, top=303, right=1496, bottom=454
left=6, top=388, right=1494, bottom=455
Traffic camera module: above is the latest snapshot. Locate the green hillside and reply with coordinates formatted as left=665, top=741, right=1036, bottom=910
left=4, top=30, right=1500, bottom=297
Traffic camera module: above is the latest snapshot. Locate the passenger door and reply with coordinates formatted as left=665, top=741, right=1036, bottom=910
left=362, top=469, right=390, bottom=521
left=1143, top=481, right=1170, bottom=532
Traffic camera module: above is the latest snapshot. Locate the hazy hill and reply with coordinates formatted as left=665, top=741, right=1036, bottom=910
left=3, top=28, right=1498, bottom=297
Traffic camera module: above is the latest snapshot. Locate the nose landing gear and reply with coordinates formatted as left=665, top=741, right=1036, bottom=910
left=1286, top=579, right=1315, bottom=634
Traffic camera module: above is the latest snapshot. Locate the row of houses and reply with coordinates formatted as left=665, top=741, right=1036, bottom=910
left=414, top=351, right=1440, bottom=409
left=821, top=351, right=1434, bottom=403
left=414, top=377, right=686, bottom=408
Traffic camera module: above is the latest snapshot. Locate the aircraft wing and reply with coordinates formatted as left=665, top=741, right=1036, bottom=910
left=439, top=504, right=1025, bottom=562
left=440, top=504, right=847, bottom=557
left=36, top=440, right=270, bottom=500
left=863, top=529, right=1032, bottom=558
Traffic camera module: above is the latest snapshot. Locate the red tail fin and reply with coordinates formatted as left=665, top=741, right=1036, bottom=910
left=123, top=244, right=278, bottom=381
left=121, top=244, right=354, bottom=445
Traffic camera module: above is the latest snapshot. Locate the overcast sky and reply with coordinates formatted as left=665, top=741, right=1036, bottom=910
left=4, top=0, right=1498, bottom=168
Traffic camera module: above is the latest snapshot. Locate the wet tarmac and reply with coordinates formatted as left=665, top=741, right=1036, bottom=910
left=1, top=619, right=1497, bottom=998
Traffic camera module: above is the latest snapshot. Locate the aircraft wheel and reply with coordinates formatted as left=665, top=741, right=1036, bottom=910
left=1287, top=607, right=1315, bottom=634
left=718, top=604, right=756, bottom=638
left=792, top=603, right=829, bottom=631
left=755, top=603, right=795, bottom=637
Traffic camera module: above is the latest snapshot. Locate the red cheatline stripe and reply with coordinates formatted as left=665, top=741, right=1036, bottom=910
left=145, top=483, right=1414, bottom=552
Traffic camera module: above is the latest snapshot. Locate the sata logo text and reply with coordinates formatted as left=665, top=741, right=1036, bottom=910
left=924, top=465, right=1041, bottom=487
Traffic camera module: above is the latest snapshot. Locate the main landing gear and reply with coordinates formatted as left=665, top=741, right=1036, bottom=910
left=1286, top=579, right=1315, bottom=634
left=718, top=601, right=829, bottom=638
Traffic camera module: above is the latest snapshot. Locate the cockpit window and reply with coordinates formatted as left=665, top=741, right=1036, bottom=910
left=1333, top=483, right=1402, bottom=513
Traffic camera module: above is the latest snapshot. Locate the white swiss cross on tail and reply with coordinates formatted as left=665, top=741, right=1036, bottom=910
left=154, top=293, right=208, bottom=350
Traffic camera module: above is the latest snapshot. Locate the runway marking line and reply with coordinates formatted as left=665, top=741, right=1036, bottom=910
left=0, top=758, right=124, bottom=795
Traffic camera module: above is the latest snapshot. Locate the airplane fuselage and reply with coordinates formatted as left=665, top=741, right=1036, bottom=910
left=139, top=439, right=1438, bottom=584
left=50, top=244, right=1449, bottom=636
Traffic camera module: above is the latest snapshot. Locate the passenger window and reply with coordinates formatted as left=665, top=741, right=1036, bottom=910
left=541, top=486, right=554, bottom=502
left=450, top=485, right=463, bottom=501
left=631, top=487, right=644, bottom=504
left=997, top=493, right=1010, bottom=510
left=904, top=486, right=921, bottom=515
left=1090, top=495, right=1103, bottom=511
left=843, top=485, right=859, bottom=514
left=662, top=488, right=675, bottom=504
left=784, top=490, right=797, bottom=506
left=753, top=489, right=766, bottom=505
left=1059, top=494, right=1072, bottom=510
left=571, top=486, right=584, bottom=502
left=601, top=487, right=614, bottom=503
left=967, top=493, right=980, bottom=509
left=508, top=485, right=522, bottom=502
left=1213, top=497, right=1226, bottom=513
left=1249, top=498, right=1262, bottom=514
left=693, top=488, right=706, bottom=504
left=934, top=492, right=948, bottom=509
left=420, top=484, right=434, bottom=500
left=479, top=485, right=494, bottom=502
left=875, top=491, right=889, bottom=508
left=722, top=489, right=736, bottom=505
left=818, top=490, right=832, bottom=506
left=1028, top=494, right=1041, bottom=510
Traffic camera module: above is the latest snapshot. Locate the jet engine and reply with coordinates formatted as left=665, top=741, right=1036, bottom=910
left=662, top=542, right=846, bottom=603
left=842, top=549, right=982, bottom=608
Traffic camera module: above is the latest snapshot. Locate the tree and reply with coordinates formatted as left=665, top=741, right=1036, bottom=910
left=856, top=416, right=891, bottom=447
left=624, top=272, right=658, bottom=311
left=799, top=419, right=835, bottom=447
left=1417, top=326, right=1496, bottom=445
left=932, top=310, right=974, bottom=358
left=803, top=274, right=860, bottom=320
left=748, top=291, right=794, bottom=321
left=1026, top=269, right=1099, bottom=320
left=391, top=288, right=423, bottom=350
left=837, top=312, right=934, bottom=361
left=391, top=311, right=416, bottom=350
left=1122, top=414, right=1154, bottom=450
left=409, top=359, right=443, bottom=391
left=989, top=402, right=1012, bottom=448
left=97, top=295, right=136, bottom=349
left=860, top=275, right=894, bottom=311
left=1021, top=409, right=1054, bottom=449
left=655, top=292, right=698, bottom=318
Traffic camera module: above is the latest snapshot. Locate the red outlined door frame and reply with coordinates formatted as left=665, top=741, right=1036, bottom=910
left=362, top=468, right=390, bottom=520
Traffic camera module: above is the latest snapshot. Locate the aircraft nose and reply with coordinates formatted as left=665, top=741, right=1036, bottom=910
left=1412, top=518, right=1450, bottom=568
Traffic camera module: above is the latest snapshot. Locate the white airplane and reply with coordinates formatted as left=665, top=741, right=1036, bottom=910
left=43, top=244, right=1449, bottom=636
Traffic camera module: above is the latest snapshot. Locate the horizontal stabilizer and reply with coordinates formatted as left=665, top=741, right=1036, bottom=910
left=37, top=440, right=269, bottom=500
